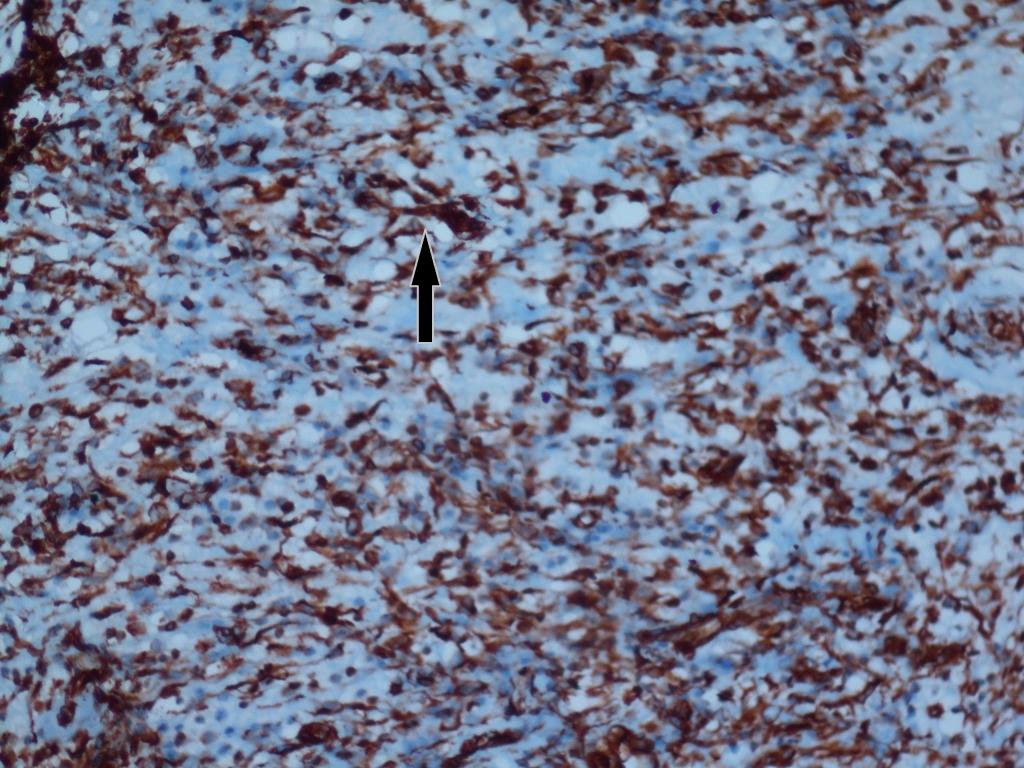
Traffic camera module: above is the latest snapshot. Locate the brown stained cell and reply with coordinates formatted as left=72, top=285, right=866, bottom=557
left=573, top=66, right=610, bottom=99
left=985, top=310, right=1023, bottom=345
left=330, top=489, right=356, bottom=509
left=194, top=144, right=218, bottom=169
left=80, top=47, right=103, bottom=71
left=755, top=417, right=777, bottom=442
left=314, top=72, right=344, bottom=92
left=224, top=379, right=268, bottom=410
left=440, top=730, right=524, bottom=768
left=824, top=487, right=855, bottom=525
left=911, top=642, right=968, bottom=671
left=216, top=333, right=274, bottom=362
left=903, top=57, right=949, bottom=97
left=846, top=299, right=881, bottom=344
left=754, top=747, right=797, bottom=767
left=612, top=379, right=633, bottom=400
left=90, top=604, right=125, bottom=620
left=918, top=486, right=945, bottom=507
left=0, top=16, right=66, bottom=208
left=805, top=111, right=843, bottom=141
left=43, top=356, right=75, bottom=378
left=117, top=45, right=142, bottom=78
left=760, top=263, right=798, bottom=284
left=964, top=395, right=1003, bottom=416
left=585, top=752, right=616, bottom=768
left=842, top=38, right=865, bottom=63
left=698, top=453, right=745, bottom=485
left=296, top=721, right=338, bottom=745
left=56, top=701, right=77, bottom=727
left=602, top=40, right=636, bottom=66
left=411, top=199, right=487, bottom=240
left=474, top=84, right=501, bottom=101
left=549, top=410, right=571, bottom=434
left=612, top=403, right=634, bottom=429
left=882, top=634, right=908, bottom=656
left=345, top=398, right=386, bottom=428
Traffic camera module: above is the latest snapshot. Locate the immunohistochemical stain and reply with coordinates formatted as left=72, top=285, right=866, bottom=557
left=2, top=0, right=1024, bottom=765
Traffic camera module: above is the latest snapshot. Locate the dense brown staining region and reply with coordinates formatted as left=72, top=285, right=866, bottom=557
left=440, top=729, right=524, bottom=768
left=0, top=0, right=65, bottom=210
left=697, top=451, right=745, bottom=486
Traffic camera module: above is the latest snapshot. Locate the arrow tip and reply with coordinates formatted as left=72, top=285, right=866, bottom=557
left=410, top=229, right=440, bottom=287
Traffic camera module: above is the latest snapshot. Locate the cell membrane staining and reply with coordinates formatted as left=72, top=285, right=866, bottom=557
left=2, top=1, right=1024, bottom=766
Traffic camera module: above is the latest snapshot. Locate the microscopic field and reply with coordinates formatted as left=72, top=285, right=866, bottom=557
left=2, top=1, right=1024, bottom=766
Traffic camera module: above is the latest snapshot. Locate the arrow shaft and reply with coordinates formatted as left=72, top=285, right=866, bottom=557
left=416, top=286, right=434, bottom=343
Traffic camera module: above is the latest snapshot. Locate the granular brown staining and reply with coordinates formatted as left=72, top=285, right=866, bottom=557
left=215, top=333, right=275, bottom=362
left=759, top=262, right=799, bottom=285
left=440, top=729, right=523, bottom=768
left=697, top=452, right=745, bottom=486
left=329, top=489, right=356, bottom=509
left=414, top=198, right=487, bottom=240
left=0, top=0, right=65, bottom=209
left=295, top=721, right=339, bottom=745
left=585, top=724, right=658, bottom=768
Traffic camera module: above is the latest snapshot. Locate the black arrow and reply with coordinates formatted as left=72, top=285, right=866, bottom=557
left=410, top=230, right=440, bottom=343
